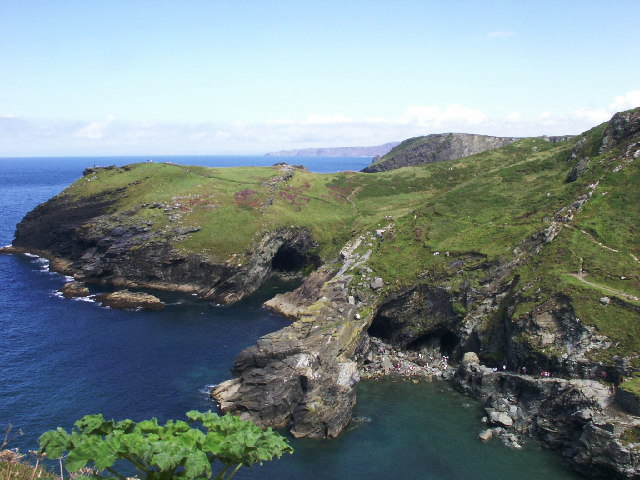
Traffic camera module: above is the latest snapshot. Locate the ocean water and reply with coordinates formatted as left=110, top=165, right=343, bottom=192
left=0, top=156, right=582, bottom=479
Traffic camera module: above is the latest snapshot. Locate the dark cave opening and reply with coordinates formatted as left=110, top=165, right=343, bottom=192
left=406, top=329, right=460, bottom=357
left=367, top=315, right=396, bottom=341
left=271, top=245, right=313, bottom=272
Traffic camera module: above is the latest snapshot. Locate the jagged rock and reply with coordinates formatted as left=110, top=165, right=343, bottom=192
left=600, top=297, right=611, bottom=305
left=94, top=290, right=165, bottom=310
left=212, top=258, right=370, bottom=439
left=59, top=281, right=89, bottom=298
left=567, top=157, right=589, bottom=182
left=600, top=109, right=640, bottom=152
left=10, top=188, right=319, bottom=304
left=362, top=133, right=522, bottom=173
left=478, top=429, right=493, bottom=442
left=453, top=362, right=640, bottom=478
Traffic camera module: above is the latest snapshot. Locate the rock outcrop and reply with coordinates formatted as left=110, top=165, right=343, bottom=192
left=454, top=357, right=640, bottom=479
left=59, top=281, right=90, bottom=299
left=94, top=290, right=165, bottom=310
left=7, top=184, right=319, bottom=304
left=601, top=109, right=640, bottom=153
left=212, top=229, right=387, bottom=438
left=362, top=133, right=522, bottom=172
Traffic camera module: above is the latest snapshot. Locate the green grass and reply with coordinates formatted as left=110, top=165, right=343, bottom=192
left=54, top=111, right=640, bottom=364
left=620, top=373, right=640, bottom=397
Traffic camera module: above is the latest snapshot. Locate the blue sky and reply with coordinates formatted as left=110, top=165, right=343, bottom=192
left=1, top=0, right=639, bottom=155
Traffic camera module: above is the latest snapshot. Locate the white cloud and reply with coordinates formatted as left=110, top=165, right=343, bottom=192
left=610, top=90, right=640, bottom=112
left=487, top=31, right=515, bottom=39
left=2, top=91, right=639, bottom=156
left=72, top=115, right=115, bottom=140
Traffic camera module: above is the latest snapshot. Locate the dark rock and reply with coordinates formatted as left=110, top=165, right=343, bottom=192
left=10, top=187, right=319, bottom=304
left=567, top=157, right=590, bottom=182
left=362, top=133, right=522, bottom=173
left=600, top=109, right=640, bottom=153
left=453, top=362, right=640, bottom=478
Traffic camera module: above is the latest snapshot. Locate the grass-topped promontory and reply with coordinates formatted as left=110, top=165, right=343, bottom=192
left=56, top=110, right=639, bottom=364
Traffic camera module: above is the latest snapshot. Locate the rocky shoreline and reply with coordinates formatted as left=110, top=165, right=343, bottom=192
left=358, top=344, right=640, bottom=479
left=2, top=109, right=639, bottom=479
left=5, top=224, right=640, bottom=478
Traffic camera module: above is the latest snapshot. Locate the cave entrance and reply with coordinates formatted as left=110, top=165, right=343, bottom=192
left=271, top=245, right=316, bottom=273
left=406, top=329, right=460, bottom=357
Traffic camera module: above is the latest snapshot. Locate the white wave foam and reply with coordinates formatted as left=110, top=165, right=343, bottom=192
left=24, top=252, right=39, bottom=258
left=72, top=295, right=97, bottom=303
left=199, top=385, right=217, bottom=399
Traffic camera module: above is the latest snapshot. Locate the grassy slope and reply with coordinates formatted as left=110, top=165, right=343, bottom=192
left=59, top=112, right=639, bottom=367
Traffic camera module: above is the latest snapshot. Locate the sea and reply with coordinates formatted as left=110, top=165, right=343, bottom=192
left=0, top=156, right=583, bottom=479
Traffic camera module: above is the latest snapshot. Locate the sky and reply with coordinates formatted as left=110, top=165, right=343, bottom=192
left=1, top=0, right=639, bottom=156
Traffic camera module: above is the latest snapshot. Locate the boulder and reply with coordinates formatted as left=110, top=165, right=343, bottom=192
left=462, top=352, right=480, bottom=365
left=489, top=411, right=514, bottom=428
left=478, top=429, right=493, bottom=442
left=59, top=281, right=90, bottom=299
left=94, top=290, right=165, bottom=310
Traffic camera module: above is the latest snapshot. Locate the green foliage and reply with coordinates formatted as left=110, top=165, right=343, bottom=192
left=620, top=425, right=640, bottom=445
left=620, top=373, right=640, bottom=397
left=38, top=411, right=292, bottom=480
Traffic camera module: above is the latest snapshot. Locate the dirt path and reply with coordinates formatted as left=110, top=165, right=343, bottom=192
left=571, top=226, right=620, bottom=253
left=568, top=273, right=640, bottom=302
left=346, top=186, right=362, bottom=215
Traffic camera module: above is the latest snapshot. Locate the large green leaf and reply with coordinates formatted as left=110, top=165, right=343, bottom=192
left=38, top=428, right=71, bottom=458
left=183, top=450, right=211, bottom=478
left=38, top=410, right=293, bottom=479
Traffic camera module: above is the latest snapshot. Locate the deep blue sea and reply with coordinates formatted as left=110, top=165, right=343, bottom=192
left=0, top=156, right=582, bottom=479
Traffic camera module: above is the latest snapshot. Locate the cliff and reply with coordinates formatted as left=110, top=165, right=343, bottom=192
left=362, top=133, right=573, bottom=172
left=3, top=108, right=640, bottom=479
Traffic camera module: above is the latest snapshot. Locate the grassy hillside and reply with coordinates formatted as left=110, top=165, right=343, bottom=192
left=57, top=109, right=639, bottom=366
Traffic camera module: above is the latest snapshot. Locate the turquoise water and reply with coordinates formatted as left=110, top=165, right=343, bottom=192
left=0, top=156, right=582, bottom=479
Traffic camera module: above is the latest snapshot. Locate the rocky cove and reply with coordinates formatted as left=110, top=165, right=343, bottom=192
left=2, top=109, right=640, bottom=479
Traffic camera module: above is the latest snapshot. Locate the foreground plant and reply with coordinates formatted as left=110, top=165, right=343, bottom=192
left=38, top=411, right=293, bottom=480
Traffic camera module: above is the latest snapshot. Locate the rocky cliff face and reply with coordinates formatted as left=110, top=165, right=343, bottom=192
left=362, top=133, right=574, bottom=172
left=362, top=133, right=523, bottom=172
left=454, top=357, right=640, bottom=479
left=8, top=183, right=319, bottom=304
left=212, top=230, right=384, bottom=437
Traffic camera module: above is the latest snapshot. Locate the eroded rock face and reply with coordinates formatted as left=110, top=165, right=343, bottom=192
left=367, top=285, right=461, bottom=352
left=453, top=360, right=640, bottom=479
left=10, top=188, right=319, bottom=304
left=600, top=109, right=640, bottom=153
left=211, top=273, right=366, bottom=438
left=362, top=133, right=522, bottom=173
left=505, top=294, right=610, bottom=378
left=212, top=230, right=385, bottom=438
